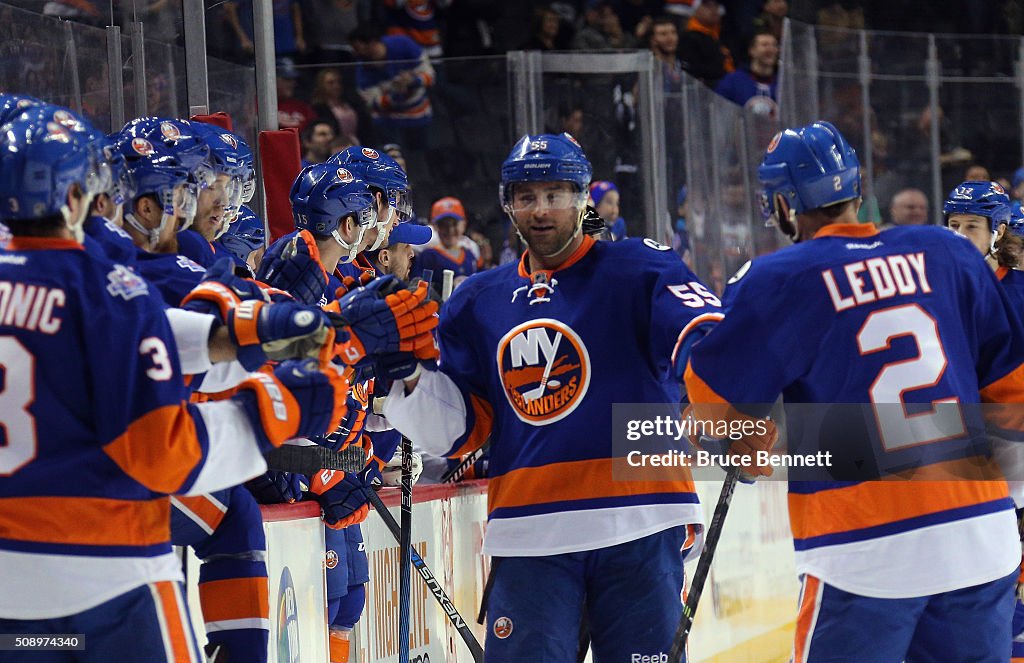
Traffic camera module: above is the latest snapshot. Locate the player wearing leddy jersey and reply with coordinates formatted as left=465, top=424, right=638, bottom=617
left=383, top=133, right=722, bottom=661
left=685, top=122, right=1024, bottom=662
left=0, top=106, right=349, bottom=661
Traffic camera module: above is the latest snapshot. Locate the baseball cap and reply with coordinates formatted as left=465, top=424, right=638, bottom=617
left=388, top=220, right=432, bottom=246
left=431, top=196, right=466, bottom=223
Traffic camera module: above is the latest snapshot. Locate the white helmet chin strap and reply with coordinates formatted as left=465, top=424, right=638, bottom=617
left=124, top=211, right=167, bottom=250
left=988, top=229, right=999, bottom=257
left=367, top=206, right=395, bottom=252
left=332, top=224, right=368, bottom=264
left=61, top=191, right=94, bottom=243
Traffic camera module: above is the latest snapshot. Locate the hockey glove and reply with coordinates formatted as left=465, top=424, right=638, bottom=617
left=326, top=275, right=439, bottom=365
left=309, top=469, right=371, bottom=529
left=246, top=470, right=306, bottom=504
left=234, top=359, right=349, bottom=453
left=183, top=258, right=334, bottom=370
left=381, top=450, right=423, bottom=487
left=582, top=205, right=606, bottom=237
left=318, top=392, right=368, bottom=452
left=256, top=230, right=328, bottom=306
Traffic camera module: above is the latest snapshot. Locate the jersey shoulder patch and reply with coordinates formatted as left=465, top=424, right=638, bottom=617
left=106, top=263, right=149, bottom=300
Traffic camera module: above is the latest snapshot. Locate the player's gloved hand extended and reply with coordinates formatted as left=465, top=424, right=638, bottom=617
left=246, top=470, right=306, bottom=504
left=308, top=469, right=371, bottom=529
left=256, top=230, right=329, bottom=306
left=325, top=275, right=439, bottom=366
left=234, top=359, right=349, bottom=453
left=183, top=258, right=335, bottom=370
left=682, top=404, right=778, bottom=483
left=372, top=351, right=435, bottom=385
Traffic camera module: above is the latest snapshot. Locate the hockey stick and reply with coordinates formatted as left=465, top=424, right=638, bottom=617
left=667, top=466, right=741, bottom=663
left=363, top=487, right=486, bottom=662
left=442, top=269, right=455, bottom=300
left=264, top=444, right=366, bottom=476
left=441, top=444, right=488, bottom=483
left=398, top=435, right=413, bottom=663
left=265, top=445, right=485, bottom=661
left=522, top=331, right=562, bottom=402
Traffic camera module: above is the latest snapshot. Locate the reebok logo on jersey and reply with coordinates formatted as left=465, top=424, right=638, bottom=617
left=496, top=319, right=590, bottom=425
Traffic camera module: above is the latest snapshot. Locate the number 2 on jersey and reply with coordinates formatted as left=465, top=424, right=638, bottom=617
left=857, top=303, right=965, bottom=451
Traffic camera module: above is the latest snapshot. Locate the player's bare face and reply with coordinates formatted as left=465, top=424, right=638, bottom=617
left=947, top=214, right=996, bottom=256
left=194, top=174, right=229, bottom=241
left=383, top=242, right=415, bottom=281
left=510, top=181, right=582, bottom=260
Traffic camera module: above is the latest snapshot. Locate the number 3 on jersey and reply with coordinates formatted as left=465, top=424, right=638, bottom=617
left=857, top=303, right=966, bottom=450
left=0, top=337, right=35, bottom=475
left=0, top=335, right=173, bottom=476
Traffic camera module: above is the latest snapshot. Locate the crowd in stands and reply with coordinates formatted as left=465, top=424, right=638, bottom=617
left=19, top=0, right=1024, bottom=269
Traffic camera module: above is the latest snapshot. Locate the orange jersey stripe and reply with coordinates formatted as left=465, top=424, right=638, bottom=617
left=980, top=362, right=1024, bottom=432
left=152, top=581, right=194, bottom=661
left=487, top=457, right=695, bottom=514
left=449, top=394, right=493, bottom=458
left=198, top=577, right=270, bottom=623
left=683, top=361, right=729, bottom=406
left=173, top=495, right=227, bottom=532
left=792, top=575, right=822, bottom=663
left=0, top=495, right=169, bottom=547
left=789, top=459, right=1009, bottom=541
left=103, top=404, right=203, bottom=494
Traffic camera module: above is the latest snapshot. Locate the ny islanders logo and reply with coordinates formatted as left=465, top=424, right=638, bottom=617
left=361, top=147, right=379, bottom=159
left=496, top=319, right=590, bottom=425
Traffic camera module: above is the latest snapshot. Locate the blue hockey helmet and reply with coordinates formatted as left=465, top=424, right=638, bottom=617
left=291, top=163, right=377, bottom=263
left=120, top=117, right=215, bottom=191
left=500, top=133, right=592, bottom=211
left=1009, top=203, right=1024, bottom=239
left=0, top=106, right=92, bottom=224
left=34, top=104, right=115, bottom=199
left=942, top=180, right=1011, bottom=231
left=329, top=145, right=411, bottom=220
left=758, top=121, right=861, bottom=240
left=190, top=121, right=255, bottom=231
left=113, top=132, right=196, bottom=248
left=0, top=94, right=42, bottom=126
left=220, top=204, right=266, bottom=263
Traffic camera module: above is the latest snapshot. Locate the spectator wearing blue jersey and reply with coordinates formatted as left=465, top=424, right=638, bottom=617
left=349, top=24, right=435, bottom=150
left=714, top=32, right=778, bottom=116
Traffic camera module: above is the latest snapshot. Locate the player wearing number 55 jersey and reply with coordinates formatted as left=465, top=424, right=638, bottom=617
left=384, top=133, right=722, bottom=662
left=0, top=109, right=347, bottom=661
left=685, top=121, right=1024, bottom=662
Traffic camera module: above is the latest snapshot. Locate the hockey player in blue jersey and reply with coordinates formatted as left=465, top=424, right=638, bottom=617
left=685, top=121, right=1024, bottom=662
left=381, top=133, right=720, bottom=662
left=0, top=106, right=350, bottom=662
left=941, top=181, right=1024, bottom=663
